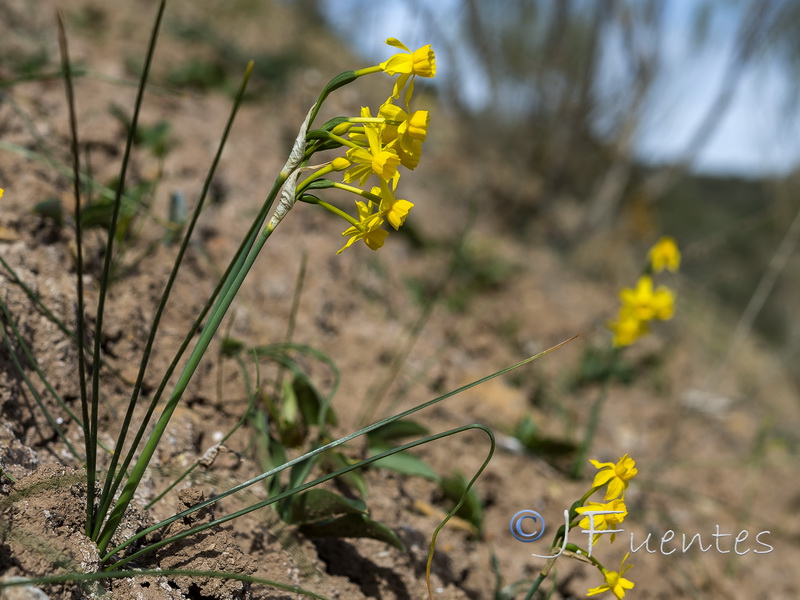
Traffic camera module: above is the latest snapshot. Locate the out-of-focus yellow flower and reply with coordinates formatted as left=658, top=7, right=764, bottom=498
left=591, top=454, right=638, bottom=500
left=576, top=498, right=628, bottom=544
left=587, top=554, right=634, bottom=599
left=0, top=188, right=4, bottom=198
left=338, top=200, right=388, bottom=253
left=608, top=307, right=647, bottom=347
left=619, top=276, right=674, bottom=322
left=379, top=38, right=436, bottom=101
left=648, top=236, right=680, bottom=273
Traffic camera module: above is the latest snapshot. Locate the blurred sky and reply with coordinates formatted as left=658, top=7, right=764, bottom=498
left=319, top=0, right=800, bottom=178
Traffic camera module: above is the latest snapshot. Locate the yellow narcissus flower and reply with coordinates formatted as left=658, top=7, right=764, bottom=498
left=379, top=38, right=436, bottom=101
left=587, top=554, right=635, bottom=599
left=576, top=498, right=628, bottom=544
left=338, top=200, right=388, bottom=254
left=591, top=454, right=638, bottom=500
left=372, top=181, right=413, bottom=230
left=378, top=101, right=429, bottom=147
left=344, top=108, right=401, bottom=187
left=619, top=276, right=674, bottom=322
left=398, top=110, right=429, bottom=143
left=608, top=307, right=647, bottom=347
left=648, top=236, right=680, bottom=273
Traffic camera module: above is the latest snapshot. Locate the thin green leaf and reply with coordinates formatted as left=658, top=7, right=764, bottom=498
left=317, top=451, right=368, bottom=499
left=440, top=471, right=483, bottom=532
left=294, top=375, right=337, bottom=428
left=368, top=443, right=439, bottom=481
left=286, top=489, right=366, bottom=525
left=32, top=197, right=64, bottom=226
left=367, top=419, right=430, bottom=444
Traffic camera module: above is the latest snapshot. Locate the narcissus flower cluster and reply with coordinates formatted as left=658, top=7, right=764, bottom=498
left=528, top=455, right=638, bottom=599
left=608, top=237, right=680, bottom=347
left=583, top=455, right=638, bottom=598
left=295, top=38, right=435, bottom=254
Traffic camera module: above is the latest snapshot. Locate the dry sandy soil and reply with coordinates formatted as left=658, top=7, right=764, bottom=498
left=2, top=1, right=800, bottom=599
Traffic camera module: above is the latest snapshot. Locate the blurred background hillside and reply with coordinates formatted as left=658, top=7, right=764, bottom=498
left=5, top=0, right=799, bottom=373
left=313, top=0, right=800, bottom=383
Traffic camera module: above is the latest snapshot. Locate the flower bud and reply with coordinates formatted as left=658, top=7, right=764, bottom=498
left=331, top=122, right=353, bottom=136
left=331, top=157, right=351, bottom=171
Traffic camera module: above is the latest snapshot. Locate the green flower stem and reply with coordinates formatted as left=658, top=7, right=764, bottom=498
left=353, top=65, right=382, bottom=77
left=331, top=181, right=381, bottom=202
left=95, top=174, right=287, bottom=554
left=146, top=346, right=260, bottom=510
left=347, top=117, right=384, bottom=124
left=307, top=70, right=359, bottom=128
left=299, top=195, right=359, bottom=227
left=295, top=164, right=335, bottom=195
left=566, top=543, right=603, bottom=569
left=144, top=377, right=257, bottom=511
left=570, top=380, right=609, bottom=479
left=91, top=60, right=254, bottom=540
left=523, top=572, right=546, bottom=600
left=105, top=424, right=490, bottom=570
left=523, top=484, right=605, bottom=600
left=322, top=131, right=363, bottom=152
left=86, top=0, right=167, bottom=535
left=57, top=13, right=91, bottom=532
